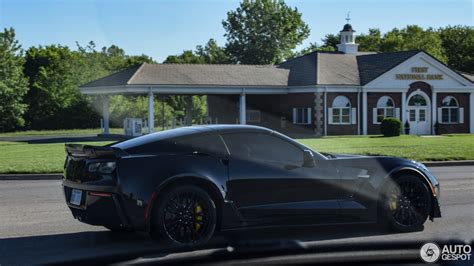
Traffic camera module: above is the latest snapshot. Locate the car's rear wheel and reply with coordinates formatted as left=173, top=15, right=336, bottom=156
left=151, top=185, right=216, bottom=246
left=381, top=175, right=431, bottom=232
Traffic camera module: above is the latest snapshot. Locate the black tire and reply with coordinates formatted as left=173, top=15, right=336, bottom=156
left=380, top=175, right=432, bottom=232
left=150, top=185, right=217, bottom=246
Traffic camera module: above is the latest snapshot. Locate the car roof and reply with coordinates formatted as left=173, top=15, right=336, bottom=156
left=112, top=125, right=272, bottom=150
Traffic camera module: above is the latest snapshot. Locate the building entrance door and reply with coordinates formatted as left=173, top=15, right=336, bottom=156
left=407, top=93, right=431, bottom=135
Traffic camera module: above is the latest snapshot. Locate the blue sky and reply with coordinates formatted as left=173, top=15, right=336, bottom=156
left=1, top=0, right=472, bottom=62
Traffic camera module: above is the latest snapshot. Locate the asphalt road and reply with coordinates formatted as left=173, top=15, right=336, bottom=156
left=0, top=166, right=473, bottom=265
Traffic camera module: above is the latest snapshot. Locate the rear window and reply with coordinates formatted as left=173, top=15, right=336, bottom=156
left=122, top=133, right=228, bottom=156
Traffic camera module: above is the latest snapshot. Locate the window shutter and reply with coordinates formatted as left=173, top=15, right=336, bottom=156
left=307, top=108, right=312, bottom=124
left=328, top=108, right=333, bottom=125
left=459, top=108, right=464, bottom=123
left=351, top=108, right=357, bottom=124
left=292, top=108, right=297, bottom=124
left=395, top=108, right=400, bottom=120
left=437, top=108, right=443, bottom=123
left=372, top=108, right=378, bottom=124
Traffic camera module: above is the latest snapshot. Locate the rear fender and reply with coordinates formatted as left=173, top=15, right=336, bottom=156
left=145, top=174, right=226, bottom=229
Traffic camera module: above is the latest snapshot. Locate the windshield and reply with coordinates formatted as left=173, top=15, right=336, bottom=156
left=1, top=0, right=473, bottom=265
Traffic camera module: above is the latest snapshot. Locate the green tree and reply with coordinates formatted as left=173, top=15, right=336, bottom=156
left=380, top=26, right=447, bottom=62
left=320, top=34, right=340, bottom=51
left=357, top=28, right=382, bottom=52
left=223, top=0, right=310, bottom=64
left=164, top=50, right=206, bottom=64
left=0, top=28, right=29, bottom=132
left=195, top=39, right=231, bottom=64
left=438, top=25, right=474, bottom=73
left=23, top=45, right=100, bottom=129
left=164, top=39, right=230, bottom=64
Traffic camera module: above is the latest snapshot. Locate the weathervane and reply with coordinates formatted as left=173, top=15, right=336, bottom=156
left=346, top=11, right=351, bottom=23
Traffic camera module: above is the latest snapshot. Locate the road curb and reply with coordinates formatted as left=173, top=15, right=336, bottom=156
left=422, top=160, right=474, bottom=167
left=0, top=173, right=62, bottom=180
left=1, top=160, right=473, bottom=181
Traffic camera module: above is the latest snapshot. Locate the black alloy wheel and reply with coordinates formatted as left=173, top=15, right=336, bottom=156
left=382, top=175, right=431, bottom=232
left=151, top=185, right=216, bottom=245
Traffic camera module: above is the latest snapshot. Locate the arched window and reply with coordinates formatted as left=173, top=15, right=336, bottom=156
left=441, top=96, right=459, bottom=123
left=375, top=96, right=396, bottom=123
left=408, top=95, right=427, bottom=106
left=331, top=96, right=351, bottom=124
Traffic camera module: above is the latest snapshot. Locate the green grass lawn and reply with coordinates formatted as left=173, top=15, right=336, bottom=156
left=298, top=134, right=474, bottom=162
left=0, top=141, right=112, bottom=174
left=0, top=133, right=473, bottom=174
left=0, top=128, right=124, bottom=137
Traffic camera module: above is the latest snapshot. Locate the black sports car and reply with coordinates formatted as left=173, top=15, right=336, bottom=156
left=62, top=125, right=441, bottom=245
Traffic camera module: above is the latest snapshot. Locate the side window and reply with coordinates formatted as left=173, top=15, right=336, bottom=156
left=176, top=134, right=228, bottom=156
left=222, top=133, right=303, bottom=164
left=124, top=134, right=227, bottom=155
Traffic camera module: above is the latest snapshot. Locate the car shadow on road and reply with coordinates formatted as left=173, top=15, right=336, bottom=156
left=0, top=223, right=403, bottom=264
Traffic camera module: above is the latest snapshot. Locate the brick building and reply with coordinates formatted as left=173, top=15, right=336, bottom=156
left=81, top=23, right=474, bottom=136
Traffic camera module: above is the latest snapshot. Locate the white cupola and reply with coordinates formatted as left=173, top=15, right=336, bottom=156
left=336, top=16, right=359, bottom=54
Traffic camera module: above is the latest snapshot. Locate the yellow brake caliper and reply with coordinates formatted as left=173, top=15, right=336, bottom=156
left=389, top=193, right=398, bottom=211
left=195, top=204, right=203, bottom=232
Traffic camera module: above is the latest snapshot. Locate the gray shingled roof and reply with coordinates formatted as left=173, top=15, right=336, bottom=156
left=317, top=52, right=360, bottom=85
left=357, top=50, right=420, bottom=85
left=82, top=49, right=471, bottom=89
left=82, top=63, right=290, bottom=88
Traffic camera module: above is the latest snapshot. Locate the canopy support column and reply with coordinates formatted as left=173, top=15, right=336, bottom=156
left=148, top=91, right=154, bottom=133
left=185, top=96, right=193, bottom=126
left=239, top=92, right=246, bottom=125
left=102, top=96, right=109, bottom=134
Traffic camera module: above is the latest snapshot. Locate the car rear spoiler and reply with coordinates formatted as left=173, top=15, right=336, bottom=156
left=65, top=144, right=127, bottom=159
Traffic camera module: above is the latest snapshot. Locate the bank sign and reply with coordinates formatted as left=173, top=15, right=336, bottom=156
left=395, top=67, right=444, bottom=80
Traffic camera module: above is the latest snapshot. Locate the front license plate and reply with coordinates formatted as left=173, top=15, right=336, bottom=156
left=70, top=189, right=82, bottom=206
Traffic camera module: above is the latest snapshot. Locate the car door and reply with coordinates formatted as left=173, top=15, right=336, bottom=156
left=222, top=132, right=341, bottom=224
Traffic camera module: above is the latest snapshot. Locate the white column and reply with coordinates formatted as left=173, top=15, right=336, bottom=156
left=102, top=96, right=109, bottom=134
left=470, top=92, right=474, bottom=133
left=431, top=91, right=437, bottom=134
left=357, top=90, right=361, bottom=135
left=323, top=91, right=327, bottom=136
left=239, top=92, right=246, bottom=125
left=401, top=91, right=407, bottom=132
left=362, top=91, right=367, bottom=135
left=148, top=91, right=154, bottom=133
left=185, top=96, right=193, bottom=126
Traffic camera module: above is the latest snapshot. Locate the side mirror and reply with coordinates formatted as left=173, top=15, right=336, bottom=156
left=302, top=149, right=315, bottom=168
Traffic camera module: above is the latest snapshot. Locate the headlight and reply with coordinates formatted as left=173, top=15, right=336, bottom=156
left=88, top=162, right=116, bottom=174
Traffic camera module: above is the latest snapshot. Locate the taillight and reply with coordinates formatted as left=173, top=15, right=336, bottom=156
left=87, top=162, right=116, bottom=174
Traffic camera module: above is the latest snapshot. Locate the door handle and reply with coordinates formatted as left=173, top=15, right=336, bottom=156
left=220, top=158, right=229, bottom=166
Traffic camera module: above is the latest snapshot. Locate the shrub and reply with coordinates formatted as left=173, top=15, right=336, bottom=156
left=381, top=118, right=402, bottom=137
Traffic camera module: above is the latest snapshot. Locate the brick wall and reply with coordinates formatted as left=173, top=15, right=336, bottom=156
left=367, top=92, right=402, bottom=135
left=207, top=93, right=317, bottom=136
left=326, top=92, right=358, bottom=135
left=436, top=93, right=470, bottom=134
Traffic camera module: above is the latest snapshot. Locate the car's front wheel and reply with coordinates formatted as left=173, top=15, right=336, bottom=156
left=151, top=185, right=216, bottom=246
left=381, top=175, right=431, bottom=232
